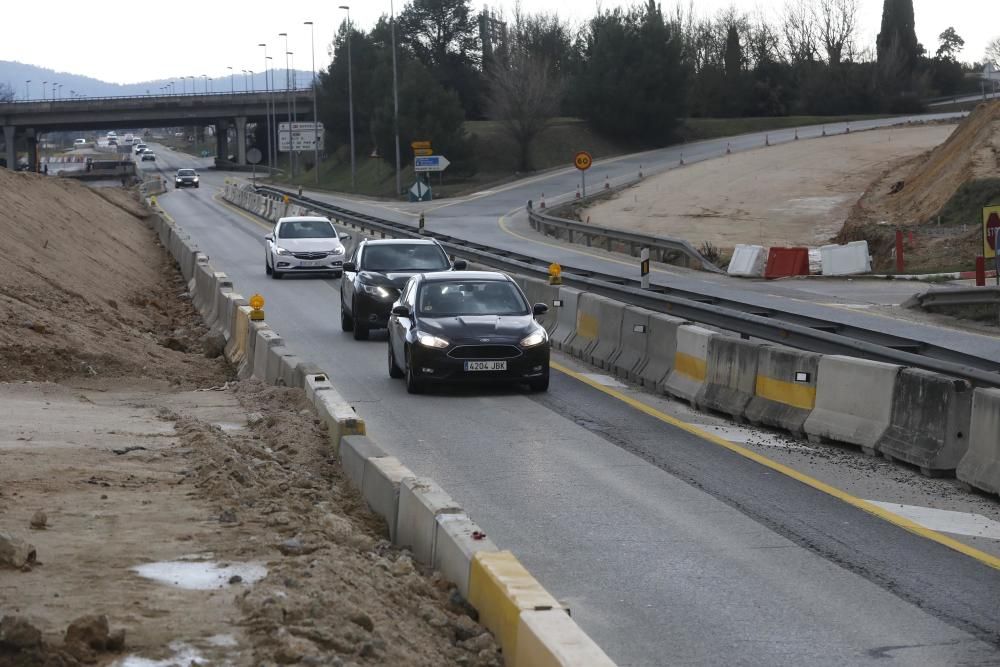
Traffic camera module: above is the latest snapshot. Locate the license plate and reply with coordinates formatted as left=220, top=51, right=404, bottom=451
left=302, top=260, right=323, bottom=267
left=465, top=360, right=507, bottom=372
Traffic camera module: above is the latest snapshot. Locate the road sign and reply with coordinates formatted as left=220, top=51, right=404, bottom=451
left=279, top=121, right=325, bottom=152
left=984, top=205, right=1000, bottom=259
left=414, top=155, right=450, bottom=173
left=413, top=148, right=434, bottom=157
left=574, top=151, right=593, bottom=171
left=411, top=141, right=431, bottom=150
left=246, top=148, right=262, bottom=165
left=409, top=180, right=432, bottom=202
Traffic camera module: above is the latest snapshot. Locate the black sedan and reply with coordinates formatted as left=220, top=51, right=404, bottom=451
left=387, top=271, right=550, bottom=393
left=174, top=168, right=199, bottom=188
left=340, top=239, right=465, bottom=340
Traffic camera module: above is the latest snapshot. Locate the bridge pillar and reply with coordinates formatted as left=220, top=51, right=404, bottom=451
left=235, top=116, right=247, bottom=165
left=2, top=126, right=14, bottom=170
left=214, top=122, right=229, bottom=163
left=26, top=131, right=38, bottom=172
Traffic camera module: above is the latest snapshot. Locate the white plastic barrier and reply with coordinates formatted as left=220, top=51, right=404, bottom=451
left=727, top=245, right=767, bottom=277
left=820, top=241, right=871, bottom=276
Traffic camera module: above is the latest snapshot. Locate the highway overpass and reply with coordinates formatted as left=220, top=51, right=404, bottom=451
left=0, top=90, right=313, bottom=169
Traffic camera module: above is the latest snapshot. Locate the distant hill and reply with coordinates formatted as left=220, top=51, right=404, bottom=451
left=0, top=61, right=314, bottom=100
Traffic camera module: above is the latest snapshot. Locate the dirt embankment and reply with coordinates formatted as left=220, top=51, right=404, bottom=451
left=842, top=102, right=1000, bottom=271
left=0, top=172, right=501, bottom=665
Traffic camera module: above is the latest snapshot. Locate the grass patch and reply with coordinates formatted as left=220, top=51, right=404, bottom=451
left=932, top=178, right=1000, bottom=226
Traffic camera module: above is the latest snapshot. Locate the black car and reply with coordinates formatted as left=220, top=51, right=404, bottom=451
left=174, top=168, right=199, bottom=188
left=387, top=271, right=550, bottom=393
left=340, top=239, right=465, bottom=340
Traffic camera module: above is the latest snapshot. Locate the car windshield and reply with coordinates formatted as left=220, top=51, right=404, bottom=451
left=361, top=244, right=449, bottom=272
left=278, top=219, right=335, bottom=239
left=178, top=169, right=196, bottom=176
left=418, top=281, right=527, bottom=317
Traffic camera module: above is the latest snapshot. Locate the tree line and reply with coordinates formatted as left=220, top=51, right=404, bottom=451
left=315, top=0, right=996, bottom=175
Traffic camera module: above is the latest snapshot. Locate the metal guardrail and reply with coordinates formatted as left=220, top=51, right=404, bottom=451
left=253, top=185, right=1000, bottom=388
left=527, top=206, right=724, bottom=273
left=916, top=288, right=1000, bottom=309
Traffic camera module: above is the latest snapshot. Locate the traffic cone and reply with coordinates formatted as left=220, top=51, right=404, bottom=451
left=845, top=124, right=851, bottom=134
left=604, top=175, right=610, bottom=190
left=679, top=153, right=685, bottom=165
left=765, top=134, right=770, bottom=146
left=794, top=129, right=799, bottom=140
left=575, top=186, right=581, bottom=199
left=726, top=143, right=732, bottom=155
left=822, top=126, right=827, bottom=137
left=638, top=164, right=643, bottom=178
left=540, top=193, right=546, bottom=209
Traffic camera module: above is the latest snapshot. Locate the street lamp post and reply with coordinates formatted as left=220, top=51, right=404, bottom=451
left=288, top=51, right=298, bottom=170
left=340, top=5, right=356, bottom=191
left=305, top=20, right=320, bottom=184
left=227, top=66, right=235, bottom=94
left=201, top=75, right=209, bottom=94
left=25, top=80, right=30, bottom=101
left=390, top=0, right=402, bottom=197
left=52, top=82, right=57, bottom=99
left=42, top=81, right=47, bottom=101
left=260, top=44, right=274, bottom=175
left=279, top=32, right=294, bottom=177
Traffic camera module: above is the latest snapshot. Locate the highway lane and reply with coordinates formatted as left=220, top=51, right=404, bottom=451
left=142, top=148, right=1000, bottom=666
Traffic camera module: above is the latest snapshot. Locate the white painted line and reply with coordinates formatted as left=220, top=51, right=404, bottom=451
left=690, top=424, right=816, bottom=451
left=865, top=501, right=1000, bottom=540
left=580, top=374, right=628, bottom=388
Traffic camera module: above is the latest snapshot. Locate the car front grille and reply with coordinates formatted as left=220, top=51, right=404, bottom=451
left=448, top=345, right=522, bottom=360
left=292, top=252, right=329, bottom=260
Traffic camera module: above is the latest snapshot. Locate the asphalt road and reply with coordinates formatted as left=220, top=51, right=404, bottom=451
left=143, top=146, right=1000, bottom=666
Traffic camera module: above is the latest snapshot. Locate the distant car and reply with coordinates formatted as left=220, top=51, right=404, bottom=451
left=141, top=152, right=156, bottom=161
left=340, top=239, right=465, bottom=340
left=108, top=138, right=118, bottom=146
left=264, top=216, right=349, bottom=280
left=73, top=138, right=87, bottom=147
left=174, top=168, right=199, bottom=188
left=134, top=144, right=148, bottom=154
left=386, top=271, right=550, bottom=393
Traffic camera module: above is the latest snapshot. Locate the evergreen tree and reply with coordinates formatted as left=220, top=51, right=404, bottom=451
left=876, top=0, right=921, bottom=76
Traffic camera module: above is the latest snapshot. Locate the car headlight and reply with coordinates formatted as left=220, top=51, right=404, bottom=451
left=417, top=332, right=450, bottom=349
left=520, top=331, right=548, bottom=348
left=193, top=176, right=199, bottom=181
left=175, top=178, right=181, bottom=182
left=329, top=247, right=345, bottom=255
left=361, top=284, right=392, bottom=299
left=274, top=246, right=291, bottom=256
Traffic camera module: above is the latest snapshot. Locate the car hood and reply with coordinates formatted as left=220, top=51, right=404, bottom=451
left=274, top=238, right=345, bottom=253
left=418, top=314, right=535, bottom=341
left=359, top=271, right=423, bottom=289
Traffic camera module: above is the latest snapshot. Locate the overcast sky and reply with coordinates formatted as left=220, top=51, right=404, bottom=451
left=1, top=0, right=995, bottom=84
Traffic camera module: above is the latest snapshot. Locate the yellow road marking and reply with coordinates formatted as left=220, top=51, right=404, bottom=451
left=550, top=360, right=1000, bottom=572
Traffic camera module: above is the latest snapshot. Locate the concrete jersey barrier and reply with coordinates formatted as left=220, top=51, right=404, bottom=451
left=550, top=286, right=582, bottom=351
left=566, top=292, right=605, bottom=360
left=521, top=277, right=560, bottom=334
left=609, top=306, right=652, bottom=380
left=663, top=325, right=717, bottom=404
left=803, top=355, right=901, bottom=453
left=695, top=337, right=765, bottom=420
left=634, top=312, right=685, bottom=389
left=957, top=388, right=1000, bottom=494
left=745, top=345, right=822, bottom=436
left=876, top=369, right=974, bottom=475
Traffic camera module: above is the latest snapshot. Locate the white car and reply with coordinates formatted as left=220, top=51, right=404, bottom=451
left=134, top=143, right=148, bottom=154
left=264, top=216, right=349, bottom=279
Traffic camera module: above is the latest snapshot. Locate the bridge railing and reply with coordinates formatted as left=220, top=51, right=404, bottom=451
left=0, top=88, right=313, bottom=106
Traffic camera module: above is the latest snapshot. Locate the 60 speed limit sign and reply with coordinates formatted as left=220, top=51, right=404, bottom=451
left=574, top=151, right=593, bottom=171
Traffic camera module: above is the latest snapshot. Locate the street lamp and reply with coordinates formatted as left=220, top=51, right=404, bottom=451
left=340, top=5, right=356, bottom=191
left=390, top=0, right=402, bottom=197
left=201, top=75, right=209, bottom=94
left=42, top=81, right=47, bottom=101
left=227, top=66, right=235, bottom=94
left=305, top=20, right=320, bottom=184
left=260, top=43, right=275, bottom=175
left=52, top=82, right=57, bottom=99
left=57, top=84, right=63, bottom=100
left=25, top=80, right=30, bottom=101
left=279, top=32, right=294, bottom=177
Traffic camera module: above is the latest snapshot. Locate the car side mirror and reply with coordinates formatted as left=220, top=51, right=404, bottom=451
left=532, top=303, right=549, bottom=316
left=264, top=234, right=273, bottom=242
left=343, top=261, right=357, bottom=272
left=392, top=304, right=411, bottom=318
left=339, top=232, right=352, bottom=241
left=452, top=260, right=468, bottom=270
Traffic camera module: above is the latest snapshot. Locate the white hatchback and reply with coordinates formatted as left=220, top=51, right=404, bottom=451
left=264, top=216, right=349, bottom=279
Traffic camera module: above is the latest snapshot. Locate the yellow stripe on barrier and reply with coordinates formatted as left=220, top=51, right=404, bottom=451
left=577, top=312, right=599, bottom=340
left=673, top=352, right=706, bottom=380
left=469, top=551, right=563, bottom=663
left=754, top=376, right=816, bottom=410
left=227, top=306, right=252, bottom=366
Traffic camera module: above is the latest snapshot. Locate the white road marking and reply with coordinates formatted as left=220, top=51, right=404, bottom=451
left=865, top=501, right=1000, bottom=540
left=580, top=374, right=628, bottom=388
left=690, top=424, right=816, bottom=451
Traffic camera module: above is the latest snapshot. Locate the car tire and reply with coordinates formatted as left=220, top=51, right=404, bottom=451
left=388, top=343, right=404, bottom=379
left=265, top=254, right=273, bottom=275
left=351, top=300, right=369, bottom=340
left=271, top=266, right=283, bottom=279
left=340, top=303, right=353, bottom=332
left=332, top=271, right=343, bottom=279
left=529, top=372, right=550, bottom=392
left=405, top=350, right=423, bottom=394
left=195, top=184, right=200, bottom=189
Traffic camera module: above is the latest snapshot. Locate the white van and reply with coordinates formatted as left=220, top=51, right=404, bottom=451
left=73, top=138, right=87, bottom=147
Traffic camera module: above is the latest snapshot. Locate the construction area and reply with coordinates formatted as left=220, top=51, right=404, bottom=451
left=0, top=169, right=502, bottom=666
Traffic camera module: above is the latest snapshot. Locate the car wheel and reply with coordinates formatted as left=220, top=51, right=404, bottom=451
left=265, top=254, right=273, bottom=275
left=271, top=266, right=283, bottom=279
left=351, top=300, right=369, bottom=340
left=405, top=350, right=423, bottom=394
left=340, top=302, right=353, bottom=332
left=332, top=271, right=343, bottom=279
left=388, top=343, right=404, bottom=379
left=529, top=372, right=550, bottom=393
left=195, top=184, right=200, bottom=188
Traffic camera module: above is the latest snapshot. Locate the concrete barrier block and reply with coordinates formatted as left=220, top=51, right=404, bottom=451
left=609, top=306, right=652, bottom=380
left=361, top=456, right=414, bottom=542
left=957, top=388, right=1000, bottom=494
left=804, top=356, right=901, bottom=452
left=469, top=551, right=564, bottom=661
left=566, top=292, right=604, bottom=361
left=745, top=346, right=821, bottom=436
left=224, top=306, right=253, bottom=368
left=521, top=278, right=561, bottom=334
left=663, top=325, right=716, bottom=404
left=206, top=272, right=232, bottom=333
left=220, top=293, right=247, bottom=342
left=515, top=609, right=617, bottom=667
left=240, top=321, right=268, bottom=379
left=550, top=287, right=582, bottom=351
left=634, top=312, right=685, bottom=389
left=727, top=244, right=767, bottom=277
left=396, top=478, right=462, bottom=565
left=820, top=241, right=871, bottom=276
left=304, top=372, right=334, bottom=403
left=339, top=435, right=387, bottom=492
left=191, top=262, right=216, bottom=319
left=588, top=296, right=626, bottom=369
left=251, top=327, right=284, bottom=382
left=313, top=385, right=366, bottom=451
left=274, top=352, right=304, bottom=388
left=696, top=337, right=765, bottom=420
left=264, top=343, right=293, bottom=386
left=876, top=369, right=973, bottom=475
left=433, top=513, right=498, bottom=600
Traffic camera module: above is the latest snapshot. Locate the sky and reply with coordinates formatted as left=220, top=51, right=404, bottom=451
left=1, top=0, right=995, bottom=84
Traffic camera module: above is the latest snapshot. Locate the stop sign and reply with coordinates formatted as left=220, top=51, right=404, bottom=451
left=987, top=212, right=1000, bottom=252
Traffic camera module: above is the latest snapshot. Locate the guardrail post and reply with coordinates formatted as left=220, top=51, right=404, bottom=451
left=976, top=256, right=986, bottom=286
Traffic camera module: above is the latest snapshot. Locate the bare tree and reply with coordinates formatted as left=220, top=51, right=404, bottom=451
left=486, top=51, right=561, bottom=172
left=0, top=82, right=14, bottom=102
left=782, top=0, right=819, bottom=64
left=814, top=0, right=858, bottom=65
left=987, top=36, right=1000, bottom=67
